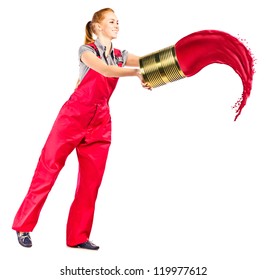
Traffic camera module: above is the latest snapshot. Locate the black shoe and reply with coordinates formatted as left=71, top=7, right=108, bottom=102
left=16, top=231, right=32, bottom=248
left=74, top=240, right=99, bottom=250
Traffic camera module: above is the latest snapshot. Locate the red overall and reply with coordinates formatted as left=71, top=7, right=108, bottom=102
left=12, top=44, right=123, bottom=246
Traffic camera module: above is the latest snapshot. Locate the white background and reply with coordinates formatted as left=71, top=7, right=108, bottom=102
left=0, top=0, right=265, bottom=279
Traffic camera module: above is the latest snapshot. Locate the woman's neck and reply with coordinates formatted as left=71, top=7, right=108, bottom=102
left=97, top=36, right=112, bottom=55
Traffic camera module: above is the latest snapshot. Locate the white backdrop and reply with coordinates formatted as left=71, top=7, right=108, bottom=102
left=0, top=0, right=265, bottom=279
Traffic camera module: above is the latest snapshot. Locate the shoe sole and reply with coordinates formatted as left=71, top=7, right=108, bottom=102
left=68, top=245, right=99, bottom=251
left=18, top=240, right=32, bottom=248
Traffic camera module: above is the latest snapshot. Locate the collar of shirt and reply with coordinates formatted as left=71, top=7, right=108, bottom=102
left=94, top=38, right=115, bottom=60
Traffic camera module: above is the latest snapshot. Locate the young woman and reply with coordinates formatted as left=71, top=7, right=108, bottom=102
left=12, top=7, right=151, bottom=250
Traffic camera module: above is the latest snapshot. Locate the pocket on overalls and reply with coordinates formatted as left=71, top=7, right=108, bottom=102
left=85, top=104, right=111, bottom=143
left=87, top=104, right=99, bottom=127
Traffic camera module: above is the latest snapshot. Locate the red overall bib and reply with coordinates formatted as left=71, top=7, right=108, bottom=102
left=12, top=44, right=123, bottom=246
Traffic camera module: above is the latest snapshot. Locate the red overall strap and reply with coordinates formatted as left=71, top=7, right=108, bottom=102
left=87, top=43, right=123, bottom=67
left=114, top=48, right=123, bottom=67
left=87, top=42, right=101, bottom=57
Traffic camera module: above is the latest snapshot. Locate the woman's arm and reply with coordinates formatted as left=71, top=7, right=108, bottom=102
left=81, top=51, right=139, bottom=78
left=80, top=51, right=151, bottom=89
left=125, top=53, right=140, bottom=67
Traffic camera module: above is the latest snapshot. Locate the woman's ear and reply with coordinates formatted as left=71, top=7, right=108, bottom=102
left=96, top=23, right=102, bottom=32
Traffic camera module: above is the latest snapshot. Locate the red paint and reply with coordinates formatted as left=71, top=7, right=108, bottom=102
left=175, top=30, right=255, bottom=121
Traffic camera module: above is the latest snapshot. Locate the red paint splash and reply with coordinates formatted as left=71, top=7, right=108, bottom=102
left=175, top=30, right=255, bottom=121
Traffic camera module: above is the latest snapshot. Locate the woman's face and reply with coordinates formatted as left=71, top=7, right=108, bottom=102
left=98, top=12, right=119, bottom=40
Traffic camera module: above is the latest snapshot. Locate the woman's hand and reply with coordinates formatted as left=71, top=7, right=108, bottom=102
left=141, top=81, right=152, bottom=90
left=136, top=70, right=152, bottom=91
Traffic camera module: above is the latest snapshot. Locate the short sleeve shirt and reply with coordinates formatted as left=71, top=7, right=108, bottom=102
left=78, top=38, right=128, bottom=81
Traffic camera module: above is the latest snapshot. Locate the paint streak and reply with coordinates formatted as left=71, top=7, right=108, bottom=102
left=175, top=30, right=255, bottom=121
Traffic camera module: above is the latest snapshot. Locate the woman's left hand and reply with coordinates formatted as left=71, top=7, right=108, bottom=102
left=141, top=81, right=152, bottom=91
left=136, top=70, right=152, bottom=90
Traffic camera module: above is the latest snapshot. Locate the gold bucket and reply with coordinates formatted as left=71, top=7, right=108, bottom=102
left=139, top=45, right=186, bottom=88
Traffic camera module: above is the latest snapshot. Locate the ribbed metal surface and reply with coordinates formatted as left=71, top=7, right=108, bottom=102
left=139, top=45, right=186, bottom=88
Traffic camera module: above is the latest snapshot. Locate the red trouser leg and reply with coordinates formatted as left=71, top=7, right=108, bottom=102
left=66, top=105, right=111, bottom=246
left=12, top=138, right=79, bottom=232
left=66, top=138, right=111, bottom=246
left=12, top=102, right=88, bottom=232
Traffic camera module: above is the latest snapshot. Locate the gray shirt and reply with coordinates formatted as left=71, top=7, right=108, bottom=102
left=78, top=38, right=128, bottom=81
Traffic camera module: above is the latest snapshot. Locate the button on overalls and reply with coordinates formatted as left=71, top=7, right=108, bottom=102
left=12, top=44, right=123, bottom=246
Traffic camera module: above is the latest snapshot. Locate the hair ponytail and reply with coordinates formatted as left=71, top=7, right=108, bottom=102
left=84, top=21, right=94, bottom=44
